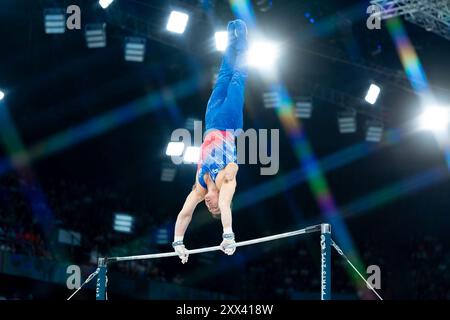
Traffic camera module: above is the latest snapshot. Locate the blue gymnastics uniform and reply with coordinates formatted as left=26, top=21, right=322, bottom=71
left=198, top=20, right=248, bottom=189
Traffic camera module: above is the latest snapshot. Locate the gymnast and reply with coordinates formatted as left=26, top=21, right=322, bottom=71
left=172, top=19, right=248, bottom=264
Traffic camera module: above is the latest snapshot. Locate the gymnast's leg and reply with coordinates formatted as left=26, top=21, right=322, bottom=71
left=205, top=21, right=240, bottom=111
left=218, top=20, right=248, bottom=132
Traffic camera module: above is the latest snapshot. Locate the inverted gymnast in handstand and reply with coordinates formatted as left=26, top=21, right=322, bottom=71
left=172, top=20, right=248, bottom=263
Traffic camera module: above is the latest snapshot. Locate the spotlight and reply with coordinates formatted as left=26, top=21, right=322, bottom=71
left=125, top=37, right=146, bottom=62
left=419, top=106, right=450, bottom=133
left=44, top=8, right=66, bottom=34
left=366, top=120, right=384, bottom=142
left=263, top=91, right=280, bottom=109
left=215, top=31, right=228, bottom=52
left=365, top=83, right=381, bottom=105
left=248, top=41, right=279, bottom=70
left=166, top=142, right=185, bottom=156
left=85, top=23, right=107, bottom=48
left=0, top=90, right=4, bottom=101
left=166, top=10, right=189, bottom=34
left=337, top=109, right=357, bottom=134
left=183, top=146, right=200, bottom=163
left=295, top=97, right=313, bottom=119
left=113, top=213, right=134, bottom=233
left=99, top=0, right=114, bottom=9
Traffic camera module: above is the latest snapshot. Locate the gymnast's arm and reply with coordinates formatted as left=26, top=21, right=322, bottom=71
left=173, top=182, right=206, bottom=239
left=217, top=163, right=239, bottom=255
left=217, top=163, right=238, bottom=231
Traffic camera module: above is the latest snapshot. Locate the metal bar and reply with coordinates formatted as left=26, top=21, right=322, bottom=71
left=107, top=224, right=321, bottom=263
left=320, top=223, right=332, bottom=300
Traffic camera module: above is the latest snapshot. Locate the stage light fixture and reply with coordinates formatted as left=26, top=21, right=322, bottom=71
left=263, top=91, right=280, bottom=109
left=365, top=83, right=381, bottom=105
left=215, top=31, right=228, bottom=52
left=85, top=23, right=107, bottom=48
left=338, top=109, right=357, bottom=134
left=166, top=11, right=189, bottom=34
left=366, top=120, right=384, bottom=142
left=113, top=213, right=134, bottom=233
left=160, top=167, right=177, bottom=182
left=125, top=37, right=146, bottom=62
left=183, top=146, right=200, bottom=163
left=99, top=0, right=114, bottom=9
left=44, top=8, right=66, bottom=34
left=295, top=97, right=313, bottom=119
left=166, top=142, right=185, bottom=156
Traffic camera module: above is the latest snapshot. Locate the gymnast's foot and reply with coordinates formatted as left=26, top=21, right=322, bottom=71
left=228, top=19, right=248, bottom=53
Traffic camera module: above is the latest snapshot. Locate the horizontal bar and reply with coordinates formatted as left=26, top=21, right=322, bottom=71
left=107, top=224, right=321, bottom=263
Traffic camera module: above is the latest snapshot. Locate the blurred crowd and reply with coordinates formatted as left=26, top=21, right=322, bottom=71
left=408, top=235, right=450, bottom=299
left=1, top=173, right=450, bottom=299
left=0, top=174, right=50, bottom=258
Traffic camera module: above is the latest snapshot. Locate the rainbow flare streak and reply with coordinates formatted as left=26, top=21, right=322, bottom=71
left=229, top=0, right=256, bottom=28
left=446, top=147, right=450, bottom=168
left=386, top=17, right=450, bottom=169
left=226, top=0, right=373, bottom=296
left=234, top=129, right=402, bottom=210
left=274, top=85, right=368, bottom=293
left=296, top=166, right=449, bottom=230
left=341, top=166, right=448, bottom=218
left=0, top=75, right=200, bottom=177
left=386, top=18, right=430, bottom=95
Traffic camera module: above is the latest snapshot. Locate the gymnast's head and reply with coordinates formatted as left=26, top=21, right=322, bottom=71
left=205, top=189, right=221, bottom=219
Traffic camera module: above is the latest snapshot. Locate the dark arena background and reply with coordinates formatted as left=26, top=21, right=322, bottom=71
left=0, top=0, right=450, bottom=302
